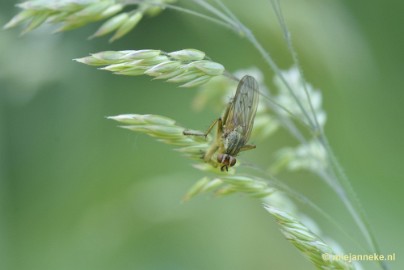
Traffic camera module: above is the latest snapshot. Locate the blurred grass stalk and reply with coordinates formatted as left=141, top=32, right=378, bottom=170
left=184, top=1, right=385, bottom=269
left=109, top=113, right=354, bottom=269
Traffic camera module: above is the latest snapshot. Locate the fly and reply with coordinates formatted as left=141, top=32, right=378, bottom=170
left=183, top=75, right=259, bottom=171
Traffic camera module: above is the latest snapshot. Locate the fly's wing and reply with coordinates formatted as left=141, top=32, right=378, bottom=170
left=223, top=75, right=259, bottom=142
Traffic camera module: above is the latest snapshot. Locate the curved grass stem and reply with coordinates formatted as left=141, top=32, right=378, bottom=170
left=164, top=1, right=385, bottom=269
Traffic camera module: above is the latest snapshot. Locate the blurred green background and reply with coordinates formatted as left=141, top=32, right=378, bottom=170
left=1, top=0, right=403, bottom=269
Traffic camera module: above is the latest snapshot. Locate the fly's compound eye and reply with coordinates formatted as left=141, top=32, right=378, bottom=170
left=229, top=156, right=236, bottom=167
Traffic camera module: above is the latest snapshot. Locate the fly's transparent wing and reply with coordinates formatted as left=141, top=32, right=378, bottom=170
left=224, top=75, right=259, bottom=142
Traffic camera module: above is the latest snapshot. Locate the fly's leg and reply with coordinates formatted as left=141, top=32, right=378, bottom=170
left=204, top=118, right=223, bottom=162
left=216, top=118, right=224, bottom=135
left=183, top=118, right=224, bottom=164
left=239, top=144, right=256, bottom=152
left=204, top=143, right=219, bottom=163
left=183, top=119, right=219, bottom=139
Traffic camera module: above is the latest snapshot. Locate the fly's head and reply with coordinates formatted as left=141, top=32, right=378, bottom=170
left=217, top=153, right=236, bottom=172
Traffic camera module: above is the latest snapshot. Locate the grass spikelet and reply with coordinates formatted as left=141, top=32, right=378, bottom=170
left=76, top=49, right=225, bottom=87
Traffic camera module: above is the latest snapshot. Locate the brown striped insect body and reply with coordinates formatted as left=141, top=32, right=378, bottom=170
left=184, top=75, right=259, bottom=171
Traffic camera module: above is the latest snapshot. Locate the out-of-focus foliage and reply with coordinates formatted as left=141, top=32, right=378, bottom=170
left=4, top=0, right=177, bottom=41
left=1, top=0, right=403, bottom=270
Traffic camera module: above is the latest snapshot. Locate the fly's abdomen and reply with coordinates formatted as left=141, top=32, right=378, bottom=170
left=224, top=129, right=245, bottom=156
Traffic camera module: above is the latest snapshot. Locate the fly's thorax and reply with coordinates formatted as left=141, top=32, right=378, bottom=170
left=223, top=126, right=245, bottom=156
